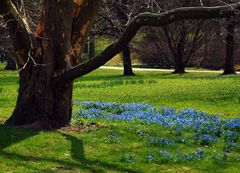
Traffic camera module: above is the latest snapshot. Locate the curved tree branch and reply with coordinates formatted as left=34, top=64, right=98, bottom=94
left=61, top=2, right=240, bottom=82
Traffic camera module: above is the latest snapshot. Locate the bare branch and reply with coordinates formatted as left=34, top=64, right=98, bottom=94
left=61, top=2, right=240, bottom=82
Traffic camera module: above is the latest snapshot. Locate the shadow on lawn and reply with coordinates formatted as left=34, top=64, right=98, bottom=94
left=0, top=125, right=38, bottom=150
left=0, top=125, right=136, bottom=172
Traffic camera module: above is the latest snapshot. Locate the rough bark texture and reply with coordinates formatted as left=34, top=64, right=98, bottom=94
left=6, top=0, right=75, bottom=129
left=2, top=0, right=102, bottom=129
left=223, top=18, right=236, bottom=75
left=122, top=45, right=134, bottom=76
left=173, top=29, right=187, bottom=74
left=71, top=0, right=102, bottom=65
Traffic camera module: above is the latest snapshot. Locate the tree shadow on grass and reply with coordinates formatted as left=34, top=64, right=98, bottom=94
left=60, top=132, right=137, bottom=173
left=0, top=125, right=39, bottom=151
left=0, top=125, right=136, bottom=172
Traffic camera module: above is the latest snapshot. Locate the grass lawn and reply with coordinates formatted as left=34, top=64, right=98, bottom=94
left=0, top=63, right=239, bottom=172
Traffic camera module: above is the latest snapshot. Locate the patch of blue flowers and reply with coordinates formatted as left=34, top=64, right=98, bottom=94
left=73, top=101, right=239, bottom=145
left=73, top=101, right=240, bottom=163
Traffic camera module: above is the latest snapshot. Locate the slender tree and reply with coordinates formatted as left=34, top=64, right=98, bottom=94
left=223, top=17, right=237, bottom=75
left=1, top=0, right=240, bottom=129
left=94, top=0, right=135, bottom=76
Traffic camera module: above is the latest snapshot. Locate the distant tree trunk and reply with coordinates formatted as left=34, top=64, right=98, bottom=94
left=223, top=18, right=236, bottom=75
left=4, top=58, right=16, bottom=70
left=173, top=54, right=185, bottom=73
left=122, top=45, right=134, bottom=76
left=117, top=0, right=134, bottom=75
left=89, top=32, right=95, bottom=60
left=173, top=30, right=186, bottom=74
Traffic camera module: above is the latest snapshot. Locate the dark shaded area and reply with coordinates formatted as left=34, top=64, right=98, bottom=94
left=0, top=125, right=38, bottom=151
left=223, top=18, right=237, bottom=75
left=0, top=76, right=19, bottom=86
left=4, top=58, right=16, bottom=70
left=122, top=46, right=135, bottom=76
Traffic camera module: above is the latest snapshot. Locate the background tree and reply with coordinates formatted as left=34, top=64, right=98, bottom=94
left=135, top=0, right=207, bottom=73
left=223, top=17, right=237, bottom=75
left=93, top=0, right=136, bottom=75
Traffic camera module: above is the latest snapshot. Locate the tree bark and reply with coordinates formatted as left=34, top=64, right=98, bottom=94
left=173, top=29, right=187, bottom=74
left=4, top=58, right=16, bottom=70
left=117, top=0, right=134, bottom=75
left=173, top=55, right=185, bottom=74
left=122, top=45, right=134, bottom=76
left=6, top=0, right=75, bottom=129
left=223, top=18, right=236, bottom=75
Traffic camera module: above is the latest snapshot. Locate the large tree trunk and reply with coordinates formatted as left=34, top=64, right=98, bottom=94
left=2, top=0, right=101, bottom=129
left=223, top=18, right=236, bottom=75
left=6, top=71, right=73, bottom=129
left=6, top=0, right=75, bottom=129
left=4, top=58, right=16, bottom=70
left=122, top=45, right=134, bottom=76
left=5, top=0, right=101, bottom=129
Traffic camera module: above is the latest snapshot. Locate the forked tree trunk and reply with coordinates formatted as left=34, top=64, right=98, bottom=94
left=6, top=0, right=82, bottom=129
left=122, top=45, right=134, bottom=76
left=3, top=0, right=101, bottom=129
left=223, top=18, right=236, bottom=75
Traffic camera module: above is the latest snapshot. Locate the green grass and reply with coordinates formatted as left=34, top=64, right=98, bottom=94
left=73, top=69, right=240, bottom=118
left=0, top=63, right=239, bottom=172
